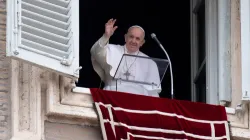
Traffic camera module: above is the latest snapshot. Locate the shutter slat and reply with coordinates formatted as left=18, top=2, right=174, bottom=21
left=43, top=0, right=70, bottom=8
left=18, top=45, right=62, bottom=61
left=22, top=9, right=69, bottom=30
left=22, top=24, right=70, bottom=44
left=23, top=0, right=70, bottom=15
left=22, top=1, right=70, bottom=22
left=22, top=31, right=69, bottom=52
left=22, top=39, right=69, bottom=58
left=22, top=16, right=69, bottom=37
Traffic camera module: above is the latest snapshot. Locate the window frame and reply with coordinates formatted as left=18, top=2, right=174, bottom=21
left=240, top=0, right=250, bottom=101
left=190, top=0, right=219, bottom=104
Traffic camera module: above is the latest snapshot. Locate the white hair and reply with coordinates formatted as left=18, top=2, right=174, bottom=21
left=128, top=25, right=145, bottom=34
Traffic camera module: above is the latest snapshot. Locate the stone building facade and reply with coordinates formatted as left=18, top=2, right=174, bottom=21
left=0, top=0, right=250, bottom=139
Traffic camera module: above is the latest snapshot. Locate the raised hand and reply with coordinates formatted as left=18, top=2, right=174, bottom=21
left=104, top=18, right=118, bottom=38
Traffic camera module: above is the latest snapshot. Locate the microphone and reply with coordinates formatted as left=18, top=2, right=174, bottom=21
left=151, top=33, right=174, bottom=99
left=151, top=33, right=162, bottom=47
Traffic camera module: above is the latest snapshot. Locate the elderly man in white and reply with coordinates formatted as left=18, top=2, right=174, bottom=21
left=90, top=18, right=161, bottom=97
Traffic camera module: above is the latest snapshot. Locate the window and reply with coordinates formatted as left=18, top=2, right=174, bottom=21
left=76, top=0, right=191, bottom=100
left=193, top=0, right=206, bottom=103
left=191, top=0, right=219, bottom=104
left=7, top=0, right=80, bottom=78
left=191, top=0, right=206, bottom=103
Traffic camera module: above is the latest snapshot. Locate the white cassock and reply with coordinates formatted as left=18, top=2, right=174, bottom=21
left=90, top=35, right=161, bottom=97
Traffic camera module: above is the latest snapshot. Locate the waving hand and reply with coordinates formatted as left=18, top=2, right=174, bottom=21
left=104, top=18, right=118, bottom=38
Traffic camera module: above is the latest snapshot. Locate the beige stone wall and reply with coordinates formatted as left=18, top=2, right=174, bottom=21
left=7, top=59, right=100, bottom=140
left=225, top=0, right=250, bottom=139
left=45, top=121, right=102, bottom=140
left=0, top=0, right=11, bottom=139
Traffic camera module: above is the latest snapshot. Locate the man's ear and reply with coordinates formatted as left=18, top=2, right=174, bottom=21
left=141, top=39, right=145, bottom=45
left=124, top=34, right=127, bottom=42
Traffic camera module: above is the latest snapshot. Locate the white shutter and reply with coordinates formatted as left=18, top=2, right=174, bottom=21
left=7, top=0, right=80, bottom=78
left=240, top=0, right=250, bottom=101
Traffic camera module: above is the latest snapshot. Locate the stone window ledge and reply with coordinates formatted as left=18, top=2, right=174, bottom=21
left=45, top=74, right=98, bottom=126
left=10, top=61, right=99, bottom=140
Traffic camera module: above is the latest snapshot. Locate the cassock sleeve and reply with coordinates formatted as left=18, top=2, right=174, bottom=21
left=146, top=61, right=162, bottom=97
left=90, top=35, right=110, bottom=80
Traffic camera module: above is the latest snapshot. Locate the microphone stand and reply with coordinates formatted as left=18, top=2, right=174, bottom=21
left=151, top=33, right=174, bottom=99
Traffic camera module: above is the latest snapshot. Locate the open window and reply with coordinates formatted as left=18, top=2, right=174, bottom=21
left=191, top=0, right=220, bottom=104
left=192, top=0, right=206, bottom=103
left=7, top=0, right=80, bottom=78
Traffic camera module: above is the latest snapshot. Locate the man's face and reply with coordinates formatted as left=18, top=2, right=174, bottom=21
left=124, top=27, right=145, bottom=53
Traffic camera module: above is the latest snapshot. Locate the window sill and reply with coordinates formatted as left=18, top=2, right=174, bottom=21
left=45, top=74, right=98, bottom=126
left=225, top=107, right=235, bottom=114
left=61, top=86, right=93, bottom=108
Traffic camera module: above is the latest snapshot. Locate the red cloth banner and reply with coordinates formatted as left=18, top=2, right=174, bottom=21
left=90, top=88, right=230, bottom=140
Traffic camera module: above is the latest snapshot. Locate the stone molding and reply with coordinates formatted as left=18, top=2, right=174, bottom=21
left=10, top=60, right=99, bottom=140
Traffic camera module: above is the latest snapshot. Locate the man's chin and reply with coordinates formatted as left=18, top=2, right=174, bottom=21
left=128, top=50, right=138, bottom=53
left=128, top=47, right=138, bottom=52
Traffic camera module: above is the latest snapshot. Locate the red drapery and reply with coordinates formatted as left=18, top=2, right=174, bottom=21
left=90, top=88, right=230, bottom=140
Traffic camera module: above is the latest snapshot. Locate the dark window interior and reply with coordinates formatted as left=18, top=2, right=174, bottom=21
left=77, top=0, right=191, bottom=101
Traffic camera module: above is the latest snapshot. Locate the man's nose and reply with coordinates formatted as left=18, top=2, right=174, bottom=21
left=131, top=38, right=137, bottom=43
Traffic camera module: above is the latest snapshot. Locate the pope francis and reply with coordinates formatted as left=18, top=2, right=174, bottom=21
left=90, top=18, right=161, bottom=97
